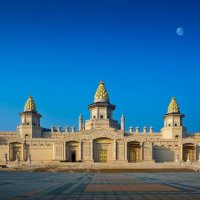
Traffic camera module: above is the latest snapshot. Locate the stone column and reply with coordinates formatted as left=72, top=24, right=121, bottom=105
left=79, top=141, right=82, bottom=161
left=90, top=139, right=93, bottom=161
left=21, top=142, right=24, bottom=161
left=124, top=141, right=127, bottom=161
left=113, top=139, right=116, bottom=161
left=8, top=143, right=10, bottom=161
left=63, top=141, right=66, bottom=161
left=141, top=142, right=144, bottom=160
left=121, top=114, right=125, bottom=131
left=79, top=114, right=83, bottom=131
left=180, top=143, right=183, bottom=161
left=195, top=144, right=198, bottom=161
left=97, top=107, right=99, bottom=119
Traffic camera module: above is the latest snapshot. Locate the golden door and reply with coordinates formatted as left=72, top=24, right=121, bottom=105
left=99, top=149, right=107, bottom=163
left=129, top=151, right=136, bottom=163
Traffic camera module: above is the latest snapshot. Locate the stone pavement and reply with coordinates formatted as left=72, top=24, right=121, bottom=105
left=0, top=172, right=200, bottom=200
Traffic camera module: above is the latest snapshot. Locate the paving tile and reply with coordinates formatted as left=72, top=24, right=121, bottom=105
left=0, top=172, right=200, bottom=200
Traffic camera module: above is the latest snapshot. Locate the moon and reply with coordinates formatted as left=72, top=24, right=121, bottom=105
left=176, top=27, right=184, bottom=36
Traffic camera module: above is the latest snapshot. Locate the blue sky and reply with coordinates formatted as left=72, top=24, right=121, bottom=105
left=0, top=0, right=200, bottom=132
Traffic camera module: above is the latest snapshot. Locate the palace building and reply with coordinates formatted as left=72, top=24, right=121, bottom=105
left=0, top=81, right=200, bottom=164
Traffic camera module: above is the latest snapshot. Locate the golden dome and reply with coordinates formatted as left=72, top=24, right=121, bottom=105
left=94, top=80, right=109, bottom=103
left=24, top=96, right=37, bottom=112
left=167, top=97, right=180, bottom=114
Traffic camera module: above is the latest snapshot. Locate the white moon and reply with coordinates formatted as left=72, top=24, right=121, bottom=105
left=176, top=27, right=184, bottom=36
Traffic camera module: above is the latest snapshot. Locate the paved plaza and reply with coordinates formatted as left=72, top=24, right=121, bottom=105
left=0, top=172, right=200, bottom=200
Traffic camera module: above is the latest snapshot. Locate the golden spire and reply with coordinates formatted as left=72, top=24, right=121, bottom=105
left=94, top=80, right=109, bottom=103
left=24, top=96, right=37, bottom=112
left=167, top=97, right=180, bottom=114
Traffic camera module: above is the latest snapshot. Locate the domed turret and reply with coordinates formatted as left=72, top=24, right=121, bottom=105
left=19, top=96, right=42, bottom=138
left=167, top=97, right=180, bottom=114
left=24, top=96, right=37, bottom=112
left=94, top=81, right=109, bottom=103
left=162, top=97, right=185, bottom=139
left=85, top=80, right=120, bottom=130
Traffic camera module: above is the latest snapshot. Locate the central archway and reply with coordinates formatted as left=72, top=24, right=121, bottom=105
left=93, top=137, right=113, bottom=163
left=127, top=141, right=141, bottom=163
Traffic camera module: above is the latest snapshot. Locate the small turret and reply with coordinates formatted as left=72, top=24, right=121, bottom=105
left=161, top=97, right=186, bottom=139
left=84, top=81, right=120, bottom=130
left=19, top=96, right=42, bottom=138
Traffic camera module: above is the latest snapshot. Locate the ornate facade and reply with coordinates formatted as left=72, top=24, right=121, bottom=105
left=0, top=81, right=200, bottom=164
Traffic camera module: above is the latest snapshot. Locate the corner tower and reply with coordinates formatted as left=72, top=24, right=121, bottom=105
left=18, top=96, right=42, bottom=138
left=161, top=97, right=186, bottom=139
left=85, top=81, right=120, bottom=130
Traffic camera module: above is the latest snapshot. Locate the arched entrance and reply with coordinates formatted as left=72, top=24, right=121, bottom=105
left=94, top=138, right=113, bottom=163
left=66, top=141, right=80, bottom=162
left=127, top=141, right=141, bottom=163
left=9, top=142, right=22, bottom=161
left=183, top=143, right=195, bottom=161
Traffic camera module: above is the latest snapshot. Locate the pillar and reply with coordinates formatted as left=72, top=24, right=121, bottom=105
left=51, top=126, right=55, bottom=133
left=180, top=143, right=183, bottom=161
left=63, top=142, right=66, bottom=161
left=21, top=143, right=24, bottom=161
left=79, top=142, right=82, bottom=161
left=72, top=126, right=75, bottom=132
left=8, top=143, right=10, bottom=161
left=140, top=142, right=143, bottom=160
left=124, top=141, right=127, bottom=161
left=136, top=126, right=140, bottom=133
left=121, top=114, right=125, bottom=131
left=90, top=139, right=93, bottom=161
left=79, top=114, right=83, bottom=131
left=65, top=126, right=69, bottom=132
left=129, top=126, right=133, bottom=133
left=58, top=126, right=61, bottom=133
left=113, top=139, right=116, bottom=160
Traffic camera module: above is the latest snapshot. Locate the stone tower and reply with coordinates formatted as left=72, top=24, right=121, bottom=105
left=84, top=81, right=120, bottom=130
left=161, top=97, right=186, bottom=139
left=18, top=96, right=42, bottom=138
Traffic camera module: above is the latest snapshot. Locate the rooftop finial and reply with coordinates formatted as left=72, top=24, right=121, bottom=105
left=94, top=80, right=109, bottom=103
left=24, top=96, right=37, bottom=112
left=167, top=97, right=180, bottom=114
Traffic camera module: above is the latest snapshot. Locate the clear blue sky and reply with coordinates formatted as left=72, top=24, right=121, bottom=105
left=0, top=0, right=200, bottom=132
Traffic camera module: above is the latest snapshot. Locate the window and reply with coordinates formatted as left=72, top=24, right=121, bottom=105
left=175, top=135, right=179, bottom=139
left=175, top=124, right=177, bottom=126
left=93, top=116, right=96, bottom=119
left=100, top=115, right=103, bottom=119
